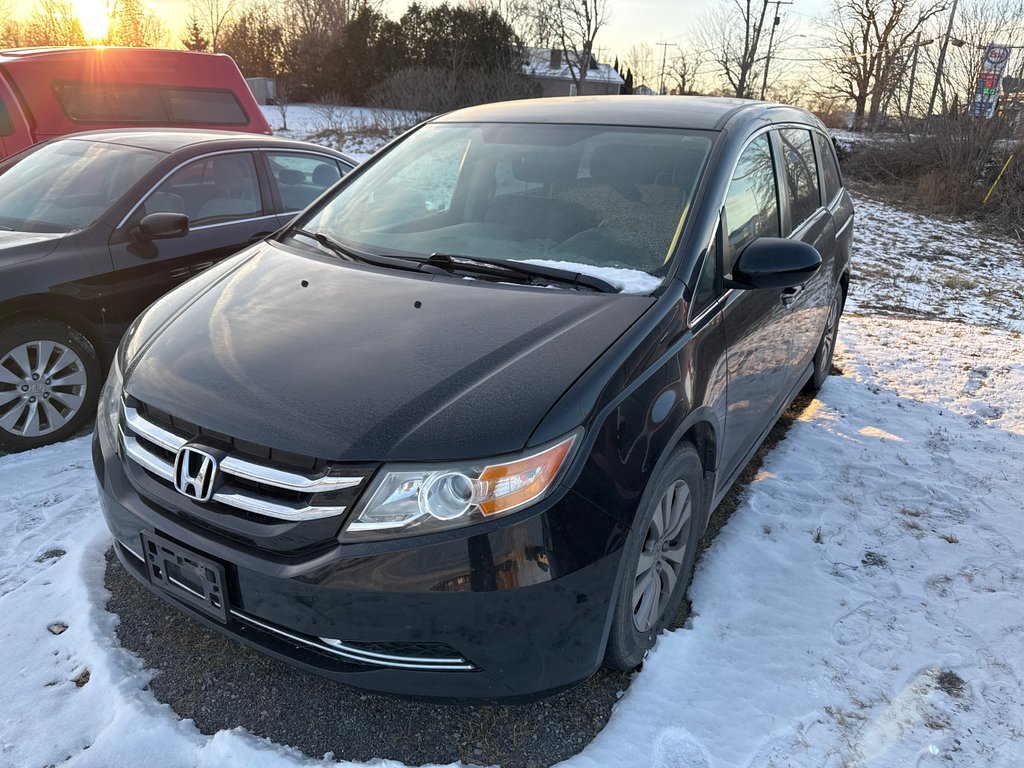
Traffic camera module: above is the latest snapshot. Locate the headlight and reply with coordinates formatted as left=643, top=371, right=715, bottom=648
left=97, top=354, right=124, bottom=442
left=340, top=431, right=581, bottom=541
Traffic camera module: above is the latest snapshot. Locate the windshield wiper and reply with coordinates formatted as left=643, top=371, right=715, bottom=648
left=425, top=253, right=619, bottom=293
left=291, top=228, right=437, bottom=275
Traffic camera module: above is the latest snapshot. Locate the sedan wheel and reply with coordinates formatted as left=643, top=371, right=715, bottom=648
left=605, top=444, right=706, bottom=670
left=0, top=320, right=100, bottom=451
left=807, top=288, right=844, bottom=392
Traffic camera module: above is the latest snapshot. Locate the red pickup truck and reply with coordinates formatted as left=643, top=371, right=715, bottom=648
left=0, top=47, right=271, bottom=158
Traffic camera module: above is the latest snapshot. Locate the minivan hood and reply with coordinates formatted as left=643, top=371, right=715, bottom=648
left=126, top=243, right=655, bottom=462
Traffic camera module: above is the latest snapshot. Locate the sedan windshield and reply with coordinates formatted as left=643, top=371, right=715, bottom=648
left=298, top=122, right=714, bottom=294
left=0, top=139, right=162, bottom=233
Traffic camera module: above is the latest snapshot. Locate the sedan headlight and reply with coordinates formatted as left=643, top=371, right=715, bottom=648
left=97, top=354, right=124, bottom=442
left=341, top=431, right=581, bottom=541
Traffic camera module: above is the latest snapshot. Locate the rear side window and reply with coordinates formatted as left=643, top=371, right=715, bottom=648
left=778, top=128, right=820, bottom=228
left=0, top=96, right=12, bottom=136
left=267, top=152, right=348, bottom=213
left=725, top=133, right=779, bottom=273
left=54, top=82, right=248, bottom=126
left=816, top=132, right=842, bottom=204
left=162, top=89, right=248, bottom=124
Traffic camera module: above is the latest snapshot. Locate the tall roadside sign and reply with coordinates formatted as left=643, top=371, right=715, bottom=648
left=969, top=44, right=1012, bottom=118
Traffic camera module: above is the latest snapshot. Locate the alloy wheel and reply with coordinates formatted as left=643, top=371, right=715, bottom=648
left=632, top=479, right=693, bottom=632
left=821, top=293, right=841, bottom=369
left=0, top=340, right=88, bottom=438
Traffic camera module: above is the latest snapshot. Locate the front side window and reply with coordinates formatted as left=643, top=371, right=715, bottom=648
left=724, top=134, right=779, bottom=274
left=779, top=128, right=820, bottom=228
left=299, top=122, right=714, bottom=293
left=142, top=153, right=262, bottom=226
left=0, top=139, right=161, bottom=232
left=267, top=152, right=349, bottom=213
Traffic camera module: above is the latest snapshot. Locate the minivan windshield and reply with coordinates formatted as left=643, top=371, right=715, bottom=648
left=298, top=122, right=714, bottom=294
left=0, top=139, right=162, bottom=233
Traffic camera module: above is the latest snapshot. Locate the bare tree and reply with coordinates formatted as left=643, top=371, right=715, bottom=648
left=668, top=45, right=707, bottom=94
left=625, top=42, right=656, bottom=91
left=23, top=0, right=87, bottom=45
left=189, top=0, right=239, bottom=53
left=694, top=0, right=775, bottom=98
left=474, top=0, right=546, bottom=46
left=108, top=0, right=168, bottom=46
left=551, top=0, right=610, bottom=95
left=273, top=76, right=292, bottom=132
left=819, top=0, right=948, bottom=130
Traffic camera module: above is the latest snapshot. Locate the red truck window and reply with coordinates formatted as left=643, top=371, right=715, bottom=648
left=53, top=82, right=248, bottom=126
left=0, top=97, right=12, bottom=136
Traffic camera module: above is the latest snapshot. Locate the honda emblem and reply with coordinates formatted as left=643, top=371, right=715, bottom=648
left=173, top=446, right=218, bottom=502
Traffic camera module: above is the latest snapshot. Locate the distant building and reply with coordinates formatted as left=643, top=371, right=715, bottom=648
left=523, top=47, right=624, bottom=97
left=245, top=77, right=276, bottom=105
left=633, top=84, right=656, bottom=96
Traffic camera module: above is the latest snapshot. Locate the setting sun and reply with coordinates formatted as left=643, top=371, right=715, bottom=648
left=70, top=0, right=111, bottom=41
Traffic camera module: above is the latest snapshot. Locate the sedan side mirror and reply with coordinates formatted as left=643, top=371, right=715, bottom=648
left=727, top=237, right=821, bottom=290
left=133, top=212, right=189, bottom=240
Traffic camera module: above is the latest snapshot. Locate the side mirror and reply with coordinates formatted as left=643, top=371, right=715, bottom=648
left=728, top=237, right=821, bottom=290
left=133, top=212, right=189, bottom=240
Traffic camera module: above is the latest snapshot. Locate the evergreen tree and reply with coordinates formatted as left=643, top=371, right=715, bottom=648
left=622, top=68, right=633, bottom=95
left=219, top=6, right=285, bottom=78
left=613, top=56, right=619, bottom=74
left=181, top=15, right=209, bottom=51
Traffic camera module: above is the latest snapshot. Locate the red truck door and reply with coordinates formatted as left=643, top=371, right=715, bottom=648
left=0, top=74, right=32, bottom=158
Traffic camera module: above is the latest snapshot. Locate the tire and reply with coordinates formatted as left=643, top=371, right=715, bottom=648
left=806, top=287, right=844, bottom=393
left=0, top=319, right=101, bottom=452
left=604, top=443, right=706, bottom=670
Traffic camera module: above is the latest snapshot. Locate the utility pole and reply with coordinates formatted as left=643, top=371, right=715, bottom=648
left=905, top=32, right=932, bottom=117
left=927, top=0, right=960, bottom=118
left=759, top=0, right=792, bottom=101
left=657, top=41, right=671, bottom=95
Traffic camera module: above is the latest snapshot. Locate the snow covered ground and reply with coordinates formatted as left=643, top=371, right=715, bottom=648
left=2, top=196, right=1024, bottom=767
left=261, top=104, right=407, bottom=161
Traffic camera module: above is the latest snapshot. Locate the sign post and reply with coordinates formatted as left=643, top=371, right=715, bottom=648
left=969, top=44, right=1012, bottom=118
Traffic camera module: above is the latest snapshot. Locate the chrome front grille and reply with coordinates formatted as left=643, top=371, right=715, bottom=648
left=120, top=403, right=362, bottom=522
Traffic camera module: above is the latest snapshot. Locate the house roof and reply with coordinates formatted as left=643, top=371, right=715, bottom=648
left=523, top=47, right=624, bottom=85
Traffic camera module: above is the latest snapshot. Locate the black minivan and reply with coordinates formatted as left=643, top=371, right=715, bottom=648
left=94, top=97, right=853, bottom=700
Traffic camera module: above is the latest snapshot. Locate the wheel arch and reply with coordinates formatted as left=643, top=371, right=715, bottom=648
left=0, top=295, right=107, bottom=366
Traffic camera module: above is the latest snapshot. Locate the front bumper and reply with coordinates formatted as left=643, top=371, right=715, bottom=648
left=94, top=425, right=629, bottom=700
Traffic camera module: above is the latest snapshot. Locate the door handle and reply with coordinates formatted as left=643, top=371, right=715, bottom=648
left=248, top=231, right=272, bottom=244
left=780, top=286, right=803, bottom=308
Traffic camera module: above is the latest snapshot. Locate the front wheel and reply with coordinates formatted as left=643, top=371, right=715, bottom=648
left=604, top=444, right=706, bottom=670
left=0, top=319, right=100, bottom=452
left=806, top=288, right=844, bottom=393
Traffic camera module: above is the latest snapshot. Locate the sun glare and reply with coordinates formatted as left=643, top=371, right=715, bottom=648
left=72, top=0, right=111, bottom=42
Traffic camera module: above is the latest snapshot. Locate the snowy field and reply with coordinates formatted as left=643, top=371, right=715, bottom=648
left=261, top=104, right=406, bottom=160
left=2, top=192, right=1024, bottom=767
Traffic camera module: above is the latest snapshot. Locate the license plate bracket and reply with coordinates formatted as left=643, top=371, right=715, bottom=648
left=140, top=531, right=229, bottom=623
